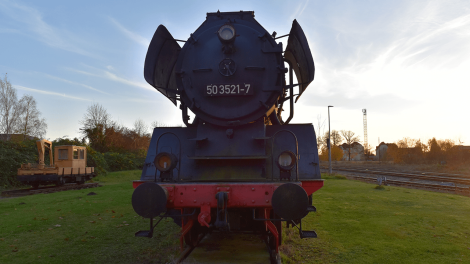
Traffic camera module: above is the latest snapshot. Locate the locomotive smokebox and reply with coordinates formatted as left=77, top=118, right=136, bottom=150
left=272, top=183, right=309, bottom=220
left=132, top=183, right=168, bottom=218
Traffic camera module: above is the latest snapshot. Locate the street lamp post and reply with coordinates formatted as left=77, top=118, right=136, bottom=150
left=328, top=105, right=334, bottom=174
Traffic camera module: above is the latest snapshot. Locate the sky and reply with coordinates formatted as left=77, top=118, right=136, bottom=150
left=1, top=0, right=469, bottom=148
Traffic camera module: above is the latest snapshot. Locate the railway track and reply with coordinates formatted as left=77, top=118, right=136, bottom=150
left=1, top=182, right=102, bottom=198
left=322, top=166, right=470, bottom=185
left=321, top=167, right=470, bottom=196
left=176, top=231, right=279, bottom=263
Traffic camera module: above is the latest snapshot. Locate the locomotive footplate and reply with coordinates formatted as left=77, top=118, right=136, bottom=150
left=132, top=180, right=323, bottom=248
left=132, top=181, right=323, bottom=210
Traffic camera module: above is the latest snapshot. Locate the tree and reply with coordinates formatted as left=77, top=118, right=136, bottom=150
left=151, top=120, right=168, bottom=128
left=319, top=145, right=344, bottom=161
left=0, top=74, right=46, bottom=140
left=0, top=74, right=23, bottom=140
left=134, top=119, right=149, bottom=137
left=15, top=95, right=47, bottom=139
left=364, top=143, right=373, bottom=160
left=427, top=137, right=442, bottom=163
left=79, top=106, right=151, bottom=153
left=340, top=130, right=360, bottom=161
left=80, top=103, right=111, bottom=135
left=80, top=103, right=113, bottom=152
left=323, top=130, right=342, bottom=147
left=132, top=119, right=150, bottom=150
left=316, top=114, right=326, bottom=150
left=396, top=137, right=417, bottom=148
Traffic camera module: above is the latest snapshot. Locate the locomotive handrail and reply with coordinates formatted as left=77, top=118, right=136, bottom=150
left=274, top=33, right=290, bottom=40
left=270, top=129, right=299, bottom=181
left=283, top=59, right=295, bottom=125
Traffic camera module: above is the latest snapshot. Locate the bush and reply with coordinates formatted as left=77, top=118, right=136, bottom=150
left=0, top=139, right=38, bottom=188
left=103, top=152, right=146, bottom=172
left=319, top=145, right=344, bottom=161
left=86, top=146, right=108, bottom=177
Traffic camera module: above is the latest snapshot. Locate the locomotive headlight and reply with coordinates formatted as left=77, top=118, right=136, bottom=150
left=154, top=152, right=178, bottom=172
left=277, top=151, right=296, bottom=170
left=218, top=24, right=236, bottom=42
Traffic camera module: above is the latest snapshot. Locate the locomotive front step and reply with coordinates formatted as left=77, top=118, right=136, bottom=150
left=135, top=230, right=152, bottom=238
left=299, top=230, right=318, bottom=238
left=307, top=205, right=317, bottom=212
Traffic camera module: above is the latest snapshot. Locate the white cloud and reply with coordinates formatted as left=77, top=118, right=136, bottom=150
left=290, top=0, right=310, bottom=20
left=45, top=74, right=109, bottom=95
left=108, top=16, right=149, bottom=46
left=0, top=0, right=95, bottom=57
left=67, top=67, right=154, bottom=91
left=16, top=85, right=91, bottom=101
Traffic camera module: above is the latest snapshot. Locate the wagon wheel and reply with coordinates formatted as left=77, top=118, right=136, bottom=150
left=56, top=177, right=65, bottom=186
left=76, top=178, right=85, bottom=185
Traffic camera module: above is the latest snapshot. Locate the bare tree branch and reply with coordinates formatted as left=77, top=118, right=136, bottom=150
left=15, top=95, right=47, bottom=139
left=133, top=118, right=149, bottom=137
left=316, top=114, right=326, bottom=150
left=323, top=130, right=343, bottom=147
left=80, top=103, right=111, bottom=135
left=151, top=120, right=168, bottom=128
left=0, top=74, right=24, bottom=140
left=340, top=130, right=361, bottom=161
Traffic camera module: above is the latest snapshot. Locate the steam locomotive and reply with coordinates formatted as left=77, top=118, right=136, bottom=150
left=131, top=10, right=322, bottom=261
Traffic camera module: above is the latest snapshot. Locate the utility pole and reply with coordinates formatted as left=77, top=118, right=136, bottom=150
left=328, top=106, right=334, bottom=174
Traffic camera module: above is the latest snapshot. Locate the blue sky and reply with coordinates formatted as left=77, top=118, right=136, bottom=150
left=1, top=0, right=469, bottom=147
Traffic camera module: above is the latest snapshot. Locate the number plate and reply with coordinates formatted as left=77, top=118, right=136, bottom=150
left=205, top=84, right=253, bottom=96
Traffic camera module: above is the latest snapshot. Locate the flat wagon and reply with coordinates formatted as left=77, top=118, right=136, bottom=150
left=17, top=139, right=95, bottom=188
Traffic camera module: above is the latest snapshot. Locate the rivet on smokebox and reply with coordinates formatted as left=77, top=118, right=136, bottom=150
left=266, top=200, right=269, bottom=203
left=251, top=188, right=255, bottom=191
left=252, top=200, right=255, bottom=203
left=193, top=200, right=197, bottom=203
left=193, top=188, right=196, bottom=191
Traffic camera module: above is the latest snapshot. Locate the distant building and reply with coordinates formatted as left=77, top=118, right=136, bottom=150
left=374, top=142, right=396, bottom=161
left=454, top=145, right=470, bottom=152
left=339, top=142, right=364, bottom=161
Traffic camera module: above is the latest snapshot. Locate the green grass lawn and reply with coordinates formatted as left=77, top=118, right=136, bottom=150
left=0, top=171, right=180, bottom=264
left=281, top=174, right=470, bottom=263
left=1, top=171, right=470, bottom=264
